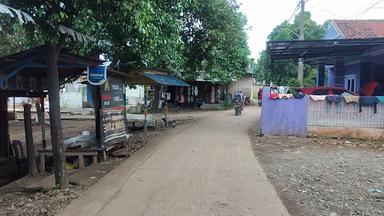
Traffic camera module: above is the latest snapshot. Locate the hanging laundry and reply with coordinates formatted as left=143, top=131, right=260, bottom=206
left=359, top=96, right=378, bottom=113
left=293, top=92, right=305, bottom=99
left=278, top=94, right=294, bottom=99
left=343, top=96, right=359, bottom=104
left=269, top=87, right=279, bottom=100
left=269, top=92, right=279, bottom=100
left=376, top=96, right=384, bottom=104
left=326, top=95, right=342, bottom=104
left=309, top=95, right=326, bottom=101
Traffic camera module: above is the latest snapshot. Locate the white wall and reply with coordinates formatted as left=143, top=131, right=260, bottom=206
left=228, top=75, right=254, bottom=98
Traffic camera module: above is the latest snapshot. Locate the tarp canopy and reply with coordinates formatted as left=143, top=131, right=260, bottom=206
left=125, top=72, right=189, bottom=87
left=144, top=73, right=189, bottom=86
left=267, top=38, right=384, bottom=64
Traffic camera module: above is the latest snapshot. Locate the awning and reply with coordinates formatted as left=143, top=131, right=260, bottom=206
left=125, top=72, right=189, bottom=87
left=144, top=73, right=189, bottom=87
left=267, top=38, right=384, bottom=64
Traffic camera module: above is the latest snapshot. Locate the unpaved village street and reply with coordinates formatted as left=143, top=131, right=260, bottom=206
left=58, top=107, right=289, bottom=216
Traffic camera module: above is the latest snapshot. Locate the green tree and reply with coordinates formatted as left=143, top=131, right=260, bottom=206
left=182, top=0, right=250, bottom=83
left=255, top=12, right=324, bottom=86
left=73, top=0, right=186, bottom=74
left=3, top=0, right=111, bottom=188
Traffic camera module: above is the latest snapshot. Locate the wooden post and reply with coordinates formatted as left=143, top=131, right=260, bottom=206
left=144, top=86, right=148, bottom=136
left=93, top=86, right=102, bottom=148
left=40, top=153, right=45, bottom=173
left=92, top=155, right=98, bottom=164
left=35, top=97, right=46, bottom=149
left=24, top=104, right=38, bottom=176
left=164, top=87, right=168, bottom=128
left=0, top=93, right=10, bottom=157
left=78, top=155, right=84, bottom=169
left=153, top=86, right=160, bottom=112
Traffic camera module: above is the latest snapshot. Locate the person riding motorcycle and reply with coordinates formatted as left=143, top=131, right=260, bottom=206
left=233, top=90, right=245, bottom=115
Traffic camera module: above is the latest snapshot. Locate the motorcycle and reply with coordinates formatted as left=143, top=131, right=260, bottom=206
left=233, top=99, right=243, bottom=115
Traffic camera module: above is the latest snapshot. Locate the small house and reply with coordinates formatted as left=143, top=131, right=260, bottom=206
left=322, top=20, right=384, bottom=93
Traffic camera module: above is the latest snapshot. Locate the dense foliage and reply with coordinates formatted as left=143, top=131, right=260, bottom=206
left=1, top=0, right=250, bottom=82
left=254, top=12, right=324, bottom=86
left=182, top=0, right=250, bottom=83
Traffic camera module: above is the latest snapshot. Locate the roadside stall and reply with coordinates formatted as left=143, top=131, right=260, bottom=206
left=124, top=68, right=189, bottom=134
left=0, top=46, right=131, bottom=182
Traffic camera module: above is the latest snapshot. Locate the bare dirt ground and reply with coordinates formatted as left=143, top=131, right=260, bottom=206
left=250, top=122, right=384, bottom=216
left=8, top=119, right=96, bottom=148
left=0, top=112, right=199, bottom=216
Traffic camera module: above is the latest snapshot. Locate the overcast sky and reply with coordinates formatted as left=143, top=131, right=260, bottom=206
left=238, top=0, right=384, bottom=59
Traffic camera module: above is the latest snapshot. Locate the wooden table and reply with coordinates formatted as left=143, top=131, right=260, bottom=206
left=38, top=149, right=99, bottom=172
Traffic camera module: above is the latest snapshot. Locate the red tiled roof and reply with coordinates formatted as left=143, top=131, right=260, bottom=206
left=332, top=20, right=384, bottom=39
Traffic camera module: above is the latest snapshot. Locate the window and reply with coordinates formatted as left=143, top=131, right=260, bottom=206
left=345, top=75, right=356, bottom=92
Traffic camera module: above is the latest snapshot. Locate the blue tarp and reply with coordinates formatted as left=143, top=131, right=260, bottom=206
left=144, top=73, right=189, bottom=87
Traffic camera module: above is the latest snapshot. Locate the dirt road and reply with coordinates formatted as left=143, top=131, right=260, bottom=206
left=58, top=107, right=289, bottom=216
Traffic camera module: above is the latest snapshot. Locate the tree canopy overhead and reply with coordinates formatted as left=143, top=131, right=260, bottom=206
left=1, top=0, right=250, bottom=82
left=254, top=12, right=324, bottom=86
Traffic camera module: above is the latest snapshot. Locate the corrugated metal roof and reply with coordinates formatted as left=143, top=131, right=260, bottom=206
left=144, top=73, right=189, bottom=87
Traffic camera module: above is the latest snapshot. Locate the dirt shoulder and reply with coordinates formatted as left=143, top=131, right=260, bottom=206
left=250, top=122, right=384, bottom=216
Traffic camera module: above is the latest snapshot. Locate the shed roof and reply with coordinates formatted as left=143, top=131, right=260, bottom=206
left=0, top=45, right=103, bottom=83
left=125, top=72, right=189, bottom=87
left=267, top=38, right=384, bottom=64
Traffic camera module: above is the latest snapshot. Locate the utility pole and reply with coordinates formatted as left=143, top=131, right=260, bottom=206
left=298, top=0, right=305, bottom=87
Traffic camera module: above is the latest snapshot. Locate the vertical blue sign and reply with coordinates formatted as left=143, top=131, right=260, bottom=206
left=87, top=66, right=107, bottom=85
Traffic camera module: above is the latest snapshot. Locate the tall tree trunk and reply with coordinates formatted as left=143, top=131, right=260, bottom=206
left=47, top=43, right=68, bottom=188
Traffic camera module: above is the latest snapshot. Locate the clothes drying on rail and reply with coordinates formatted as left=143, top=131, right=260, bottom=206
left=309, top=95, right=326, bottom=101
left=359, top=96, right=378, bottom=113
left=376, top=96, right=384, bottom=104
left=269, top=92, right=279, bottom=100
left=342, top=96, right=359, bottom=104
left=293, top=92, right=305, bottom=99
left=278, top=94, right=294, bottom=99
left=326, top=95, right=342, bottom=104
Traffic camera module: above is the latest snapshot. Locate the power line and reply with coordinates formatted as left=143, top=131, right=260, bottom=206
left=287, top=2, right=301, bottom=22
left=287, top=0, right=309, bottom=23
left=311, top=7, right=338, bottom=17
left=356, top=0, right=383, bottom=18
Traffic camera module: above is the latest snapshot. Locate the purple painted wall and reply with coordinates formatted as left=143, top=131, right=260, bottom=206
left=260, top=87, right=308, bottom=136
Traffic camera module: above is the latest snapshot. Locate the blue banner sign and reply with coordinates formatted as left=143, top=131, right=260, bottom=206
left=87, top=65, right=107, bottom=85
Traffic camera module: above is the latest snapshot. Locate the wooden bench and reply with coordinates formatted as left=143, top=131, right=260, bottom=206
left=38, top=149, right=99, bottom=172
